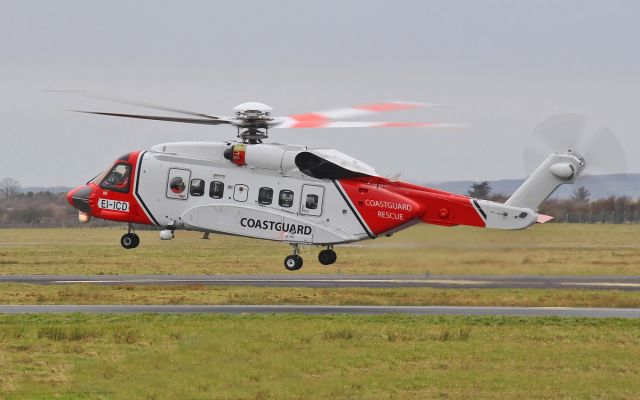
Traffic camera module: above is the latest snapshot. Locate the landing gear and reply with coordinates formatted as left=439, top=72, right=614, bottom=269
left=318, top=247, right=337, bottom=266
left=121, top=224, right=140, bottom=249
left=284, top=255, right=303, bottom=271
left=120, top=233, right=139, bottom=249
left=284, top=244, right=303, bottom=271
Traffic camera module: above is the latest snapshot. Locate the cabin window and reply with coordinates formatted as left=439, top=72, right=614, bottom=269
left=166, top=168, right=190, bottom=200
left=100, top=163, right=131, bottom=193
left=209, top=181, right=224, bottom=199
left=279, top=190, right=294, bottom=208
left=169, top=177, right=186, bottom=194
left=305, top=194, right=319, bottom=210
left=300, top=184, right=324, bottom=216
left=190, top=179, right=205, bottom=196
left=258, top=187, right=273, bottom=205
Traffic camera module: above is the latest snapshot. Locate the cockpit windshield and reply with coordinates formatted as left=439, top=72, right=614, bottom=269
left=100, top=163, right=132, bottom=193
left=89, top=169, right=108, bottom=185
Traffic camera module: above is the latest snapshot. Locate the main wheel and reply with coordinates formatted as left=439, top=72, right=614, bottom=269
left=284, top=255, right=303, bottom=271
left=318, top=249, right=337, bottom=265
left=120, top=233, right=138, bottom=249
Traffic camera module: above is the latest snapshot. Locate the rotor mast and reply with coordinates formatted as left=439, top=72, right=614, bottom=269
left=233, top=102, right=274, bottom=144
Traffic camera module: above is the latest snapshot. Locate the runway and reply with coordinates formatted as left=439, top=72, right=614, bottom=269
left=0, top=304, right=638, bottom=317
left=3, top=274, right=640, bottom=290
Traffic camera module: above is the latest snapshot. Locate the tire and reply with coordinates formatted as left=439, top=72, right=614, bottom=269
left=284, top=255, right=303, bottom=271
left=328, top=250, right=337, bottom=265
left=130, top=233, right=140, bottom=248
left=120, top=233, right=136, bottom=249
left=318, top=249, right=337, bottom=265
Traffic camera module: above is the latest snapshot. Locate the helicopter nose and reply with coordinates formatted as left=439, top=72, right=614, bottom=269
left=67, top=185, right=93, bottom=214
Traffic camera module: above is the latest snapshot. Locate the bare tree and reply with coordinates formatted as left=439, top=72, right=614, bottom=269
left=0, top=177, right=20, bottom=199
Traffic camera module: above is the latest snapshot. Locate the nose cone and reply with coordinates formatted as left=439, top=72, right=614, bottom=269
left=67, top=185, right=92, bottom=214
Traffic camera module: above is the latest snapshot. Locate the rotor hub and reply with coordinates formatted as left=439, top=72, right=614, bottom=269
left=233, top=102, right=275, bottom=143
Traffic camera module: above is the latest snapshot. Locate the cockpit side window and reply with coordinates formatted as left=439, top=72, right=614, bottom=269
left=100, top=163, right=132, bottom=193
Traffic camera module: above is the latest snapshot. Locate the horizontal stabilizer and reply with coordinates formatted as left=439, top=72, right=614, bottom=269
left=536, top=214, right=554, bottom=224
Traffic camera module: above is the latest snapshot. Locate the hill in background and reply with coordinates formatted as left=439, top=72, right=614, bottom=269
left=426, top=174, right=640, bottom=200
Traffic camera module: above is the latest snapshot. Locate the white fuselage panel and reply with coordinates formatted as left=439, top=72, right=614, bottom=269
left=136, top=150, right=369, bottom=244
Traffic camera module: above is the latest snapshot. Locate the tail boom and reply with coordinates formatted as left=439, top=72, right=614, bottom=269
left=338, top=151, right=583, bottom=237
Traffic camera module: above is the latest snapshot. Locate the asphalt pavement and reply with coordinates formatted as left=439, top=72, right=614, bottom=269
left=2, top=274, right=640, bottom=290
left=0, top=304, right=637, bottom=317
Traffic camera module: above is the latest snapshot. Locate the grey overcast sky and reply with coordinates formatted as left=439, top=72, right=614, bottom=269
left=1, top=0, right=639, bottom=187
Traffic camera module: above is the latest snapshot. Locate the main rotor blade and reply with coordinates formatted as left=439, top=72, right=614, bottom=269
left=50, top=90, right=224, bottom=120
left=273, top=121, right=464, bottom=129
left=286, top=100, right=443, bottom=122
left=73, top=111, right=233, bottom=125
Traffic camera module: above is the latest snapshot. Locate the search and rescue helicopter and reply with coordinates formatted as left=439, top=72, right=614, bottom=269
left=66, top=98, right=585, bottom=271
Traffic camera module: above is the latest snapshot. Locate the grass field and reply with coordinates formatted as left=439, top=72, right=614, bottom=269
left=1, top=226, right=639, bottom=399
left=1, top=224, right=639, bottom=276
left=0, top=314, right=639, bottom=399
left=0, top=284, right=639, bottom=308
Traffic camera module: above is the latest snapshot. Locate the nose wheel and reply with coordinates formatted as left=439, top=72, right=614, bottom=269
left=121, top=233, right=140, bottom=249
left=121, top=224, right=140, bottom=249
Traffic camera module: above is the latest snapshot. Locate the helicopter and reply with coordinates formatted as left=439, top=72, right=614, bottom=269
left=66, top=98, right=585, bottom=271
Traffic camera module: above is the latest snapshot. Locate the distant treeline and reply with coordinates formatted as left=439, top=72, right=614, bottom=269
left=470, top=182, right=640, bottom=224
left=0, top=191, right=90, bottom=228
left=0, top=179, right=638, bottom=227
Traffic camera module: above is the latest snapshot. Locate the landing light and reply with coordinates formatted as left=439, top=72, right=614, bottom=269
left=78, top=212, right=91, bottom=223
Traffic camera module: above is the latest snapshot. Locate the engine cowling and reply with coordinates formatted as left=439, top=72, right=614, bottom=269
left=222, top=143, right=380, bottom=179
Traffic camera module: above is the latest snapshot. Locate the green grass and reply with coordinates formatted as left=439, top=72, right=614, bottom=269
left=1, top=226, right=638, bottom=399
left=0, top=224, right=639, bottom=275
left=0, top=314, right=638, bottom=399
left=1, top=283, right=640, bottom=308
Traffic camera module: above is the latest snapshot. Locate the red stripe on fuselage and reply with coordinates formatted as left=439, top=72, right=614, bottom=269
left=338, top=177, right=486, bottom=232
left=337, top=179, right=423, bottom=236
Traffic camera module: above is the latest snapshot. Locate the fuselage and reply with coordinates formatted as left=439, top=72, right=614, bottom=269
left=67, top=141, right=542, bottom=245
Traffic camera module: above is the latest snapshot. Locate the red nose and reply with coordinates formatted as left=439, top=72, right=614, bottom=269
left=67, top=185, right=93, bottom=214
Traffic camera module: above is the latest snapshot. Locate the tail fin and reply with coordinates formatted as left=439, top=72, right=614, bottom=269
left=506, top=151, right=585, bottom=210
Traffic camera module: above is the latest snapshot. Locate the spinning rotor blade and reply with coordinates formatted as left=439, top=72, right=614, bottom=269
left=273, top=121, right=464, bottom=129
left=73, top=111, right=233, bottom=126
left=523, top=113, right=627, bottom=176
left=580, top=126, right=627, bottom=175
left=50, top=90, right=225, bottom=120
left=285, top=100, right=443, bottom=123
left=60, top=92, right=461, bottom=139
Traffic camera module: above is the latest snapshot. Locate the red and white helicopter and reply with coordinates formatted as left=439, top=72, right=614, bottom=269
left=66, top=98, right=585, bottom=270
